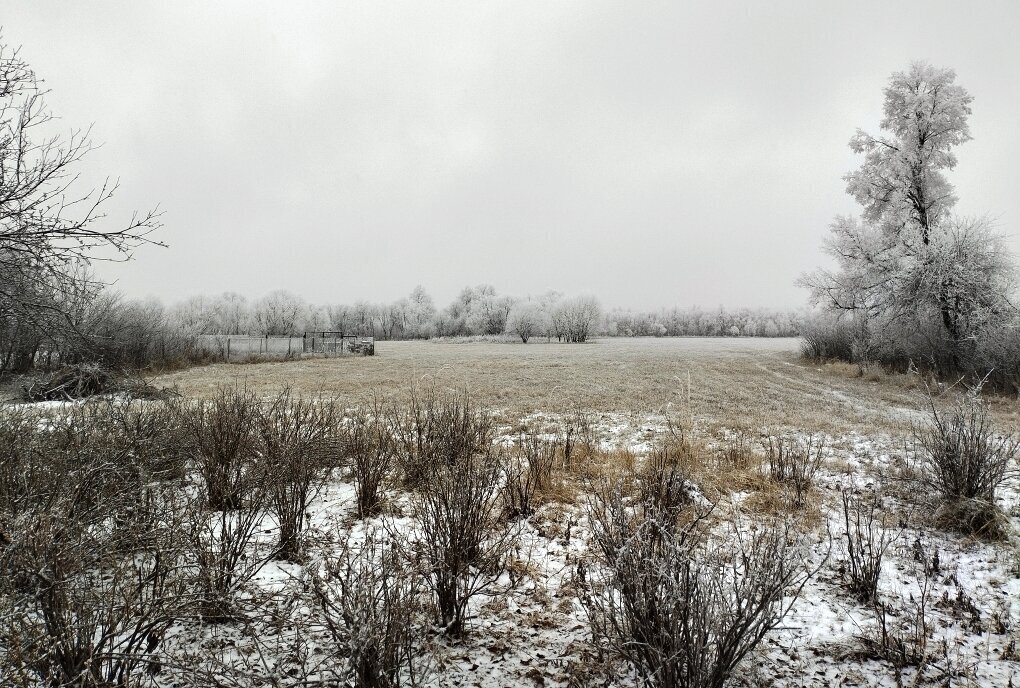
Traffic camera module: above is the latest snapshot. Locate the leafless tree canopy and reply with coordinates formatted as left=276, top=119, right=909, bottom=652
left=0, top=38, right=161, bottom=372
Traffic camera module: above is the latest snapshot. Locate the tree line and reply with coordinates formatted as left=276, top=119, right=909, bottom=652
left=121, top=287, right=805, bottom=343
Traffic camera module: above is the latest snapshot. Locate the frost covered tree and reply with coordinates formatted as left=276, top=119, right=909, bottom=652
left=464, top=284, right=513, bottom=335
left=209, top=292, right=250, bottom=334
left=554, top=295, right=602, bottom=343
left=0, top=38, right=160, bottom=371
left=406, top=285, right=436, bottom=338
left=507, top=299, right=548, bottom=343
left=170, top=295, right=214, bottom=335
left=252, top=290, right=307, bottom=336
left=801, top=63, right=1016, bottom=369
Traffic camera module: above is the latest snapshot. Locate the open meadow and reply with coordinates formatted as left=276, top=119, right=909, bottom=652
left=154, top=336, right=1020, bottom=436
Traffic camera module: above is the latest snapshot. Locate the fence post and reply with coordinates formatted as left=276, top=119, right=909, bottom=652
left=227, top=338, right=231, bottom=362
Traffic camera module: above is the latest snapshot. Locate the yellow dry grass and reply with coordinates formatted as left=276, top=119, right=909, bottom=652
left=151, top=337, right=1020, bottom=434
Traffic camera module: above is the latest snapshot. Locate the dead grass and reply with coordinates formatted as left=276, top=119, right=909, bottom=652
left=145, top=338, right=1020, bottom=435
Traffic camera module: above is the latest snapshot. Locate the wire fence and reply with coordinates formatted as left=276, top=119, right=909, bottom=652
left=194, top=334, right=374, bottom=361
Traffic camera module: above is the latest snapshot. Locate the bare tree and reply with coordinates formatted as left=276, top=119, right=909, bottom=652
left=251, top=290, right=308, bottom=336
left=0, top=38, right=161, bottom=371
left=506, top=299, right=548, bottom=343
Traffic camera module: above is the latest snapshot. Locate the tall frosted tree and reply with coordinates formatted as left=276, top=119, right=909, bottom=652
left=802, top=63, right=1015, bottom=366
left=845, top=63, right=972, bottom=246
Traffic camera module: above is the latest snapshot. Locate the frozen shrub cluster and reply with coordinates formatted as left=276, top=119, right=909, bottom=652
left=916, top=391, right=1018, bottom=537
left=581, top=462, right=814, bottom=688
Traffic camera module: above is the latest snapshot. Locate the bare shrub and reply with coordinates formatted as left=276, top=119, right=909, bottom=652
left=0, top=400, right=197, bottom=684
left=256, top=389, right=336, bottom=561
left=637, top=446, right=697, bottom=544
left=838, top=487, right=897, bottom=605
left=311, top=529, right=427, bottom=687
left=112, top=397, right=191, bottom=482
left=582, top=473, right=813, bottom=688
left=762, top=434, right=825, bottom=508
left=501, top=429, right=559, bottom=520
left=390, top=384, right=493, bottom=488
left=562, top=406, right=598, bottom=470
left=915, top=391, right=1018, bottom=537
left=183, top=491, right=273, bottom=622
left=406, top=450, right=519, bottom=636
left=346, top=399, right=397, bottom=518
left=0, top=489, right=189, bottom=686
left=0, top=400, right=184, bottom=532
left=181, top=385, right=260, bottom=510
left=0, top=404, right=41, bottom=517
left=857, top=546, right=937, bottom=671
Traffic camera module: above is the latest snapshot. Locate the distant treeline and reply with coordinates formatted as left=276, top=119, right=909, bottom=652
left=165, top=285, right=803, bottom=341
left=1, top=279, right=807, bottom=374
left=605, top=307, right=802, bottom=338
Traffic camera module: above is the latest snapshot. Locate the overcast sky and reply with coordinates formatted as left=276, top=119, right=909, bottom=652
left=5, top=1, right=1019, bottom=310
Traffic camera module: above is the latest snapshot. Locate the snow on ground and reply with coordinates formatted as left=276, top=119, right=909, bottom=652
left=96, top=407, right=1020, bottom=686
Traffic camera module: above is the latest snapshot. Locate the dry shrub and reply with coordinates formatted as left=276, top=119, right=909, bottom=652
left=854, top=549, right=938, bottom=673
left=838, top=487, right=897, bottom=605
left=113, top=398, right=191, bottom=482
left=0, top=400, right=185, bottom=531
left=932, top=497, right=1010, bottom=541
left=582, top=468, right=813, bottom=688
left=183, top=490, right=274, bottom=622
left=501, top=428, right=560, bottom=519
left=390, top=384, right=493, bottom=488
left=180, top=385, right=260, bottom=511
left=698, top=431, right=770, bottom=501
left=562, top=405, right=599, bottom=469
left=712, top=427, right=757, bottom=471
left=762, top=434, right=825, bottom=509
left=346, top=399, right=397, bottom=518
left=637, top=447, right=699, bottom=542
left=255, top=389, right=337, bottom=560
left=311, top=529, right=427, bottom=687
left=916, top=391, right=1017, bottom=538
left=0, top=405, right=43, bottom=517
left=0, top=477, right=189, bottom=687
left=406, top=450, right=519, bottom=637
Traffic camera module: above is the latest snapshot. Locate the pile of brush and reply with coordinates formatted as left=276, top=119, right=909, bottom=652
left=21, top=364, right=171, bottom=402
